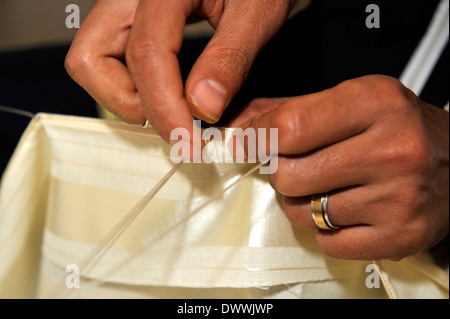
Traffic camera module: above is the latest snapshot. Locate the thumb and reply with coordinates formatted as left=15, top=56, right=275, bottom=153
left=185, top=0, right=292, bottom=123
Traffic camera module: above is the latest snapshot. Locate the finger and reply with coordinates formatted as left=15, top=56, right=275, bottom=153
left=227, top=97, right=290, bottom=127
left=284, top=192, right=393, bottom=260
left=126, top=0, right=199, bottom=142
left=238, top=77, right=388, bottom=156
left=283, top=191, right=384, bottom=260
left=284, top=181, right=426, bottom=260
left=315, top=221, right=424, bottom=260
left=270, top=129, right=380, bottom=197
left=283, top=186, right=377, bottom=230
left=65, top=0, right=145, bottom=124
left=185, top=0, right=292, bottom=123
left=316, top=225, right=383, bottom=260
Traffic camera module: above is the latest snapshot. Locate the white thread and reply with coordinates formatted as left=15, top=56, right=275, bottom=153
left=0, top=104, right=35, bottom=119
left=60, top=161, right=266, bottom=298
left=48, top=162, right=183, bottom=298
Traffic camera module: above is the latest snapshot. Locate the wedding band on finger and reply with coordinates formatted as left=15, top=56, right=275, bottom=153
left=311, top=194, right=341, bottom=230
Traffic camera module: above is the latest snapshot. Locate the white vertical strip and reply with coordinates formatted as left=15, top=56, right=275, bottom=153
left=400, top=0, right=449, bottom=96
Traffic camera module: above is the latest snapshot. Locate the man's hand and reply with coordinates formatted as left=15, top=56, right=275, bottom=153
left=230, top=75, right=449, bottom=261
left=65, top=0, right=295, bottom=142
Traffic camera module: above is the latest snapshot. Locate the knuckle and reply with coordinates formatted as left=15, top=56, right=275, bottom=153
left=210, top=43, right=253, bottom=81
left=404, top=139, right=432, bottom=172
left=273, top=107, right=309, bottom=151
left=64, top=48, right=89, bottom=81
left=375, top=76, right=412, bottom=110
left=390, top=135, right=432, bottom=174
left=64, top=53, right=76, bottom=77
left=373, top=131, right=432, bottom=177
left=334, top=76, right=373, bottom=96
left=337, top=75, right=413, bottom=115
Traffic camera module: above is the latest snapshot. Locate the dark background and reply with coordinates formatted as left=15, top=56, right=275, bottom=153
left=1, top=0, right=448, bottom=176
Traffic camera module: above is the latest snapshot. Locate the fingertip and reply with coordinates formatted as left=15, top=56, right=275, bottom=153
left=189, top=79, right=228, bottom=123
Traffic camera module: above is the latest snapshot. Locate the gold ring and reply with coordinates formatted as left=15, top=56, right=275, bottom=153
left=311, top=194, right=340, bottom=230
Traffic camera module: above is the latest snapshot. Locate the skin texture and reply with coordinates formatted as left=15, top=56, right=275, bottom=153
left=66, top=1, right=449, bottom=261
left=65, top=0, right=294, bottom=142
left=229, top=75, right=449, bottom=261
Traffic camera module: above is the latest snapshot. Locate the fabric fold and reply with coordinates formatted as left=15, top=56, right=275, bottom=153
left=0, top=113, right=448, bottom=299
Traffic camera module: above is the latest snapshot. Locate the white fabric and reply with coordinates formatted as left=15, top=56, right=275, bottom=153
left=0, top=113, right=448, bottom=299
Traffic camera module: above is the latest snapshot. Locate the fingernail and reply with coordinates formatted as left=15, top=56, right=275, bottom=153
left=191, top=79, right=227, bottom=123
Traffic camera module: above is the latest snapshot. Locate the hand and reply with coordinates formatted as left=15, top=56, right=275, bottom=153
left=230, top=75, right=449, bottom=261
left=65, top=0, right=295, bottom=142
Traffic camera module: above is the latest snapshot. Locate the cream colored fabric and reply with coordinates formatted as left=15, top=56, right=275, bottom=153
left=0, top=113, right=448, bottom=299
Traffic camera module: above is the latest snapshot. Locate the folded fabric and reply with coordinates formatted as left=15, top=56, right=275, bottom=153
left=0, top=113, right=448, bottom=299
